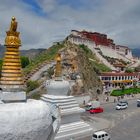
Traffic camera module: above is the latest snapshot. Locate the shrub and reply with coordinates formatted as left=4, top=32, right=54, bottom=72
left=111, top=87, right=140, bottom=96
left=21, top=56, right=30, bottom=68
left=125, top=68, right=134, bottom=73
left=26, top=80, right=40, bottom=92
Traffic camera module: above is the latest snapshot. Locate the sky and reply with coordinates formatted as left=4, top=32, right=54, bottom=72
left=0, top=0, right=140, bottom=50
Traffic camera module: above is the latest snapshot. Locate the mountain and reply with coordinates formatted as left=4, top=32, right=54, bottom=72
left=0, top=45, right=46, bottom=59
left=21, top=48, right=46, bottom=59
left=132, top=48, right=140, bottom=57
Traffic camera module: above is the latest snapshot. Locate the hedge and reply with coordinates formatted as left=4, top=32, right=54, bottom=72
left=111, top=88, right=140, bottom=96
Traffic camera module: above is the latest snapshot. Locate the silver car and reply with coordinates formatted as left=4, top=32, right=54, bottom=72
left=116, top=103, right=128, bottom=110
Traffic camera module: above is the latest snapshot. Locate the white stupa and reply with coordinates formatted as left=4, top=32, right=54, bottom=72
left=41, top=53, right=93, bottom=140
left=0, top=17, right=56, bottom=140
left=0, top=99, right=54, bottom=140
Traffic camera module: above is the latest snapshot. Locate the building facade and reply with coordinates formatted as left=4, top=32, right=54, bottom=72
left=99, top=72, right=139, bottom=92
left=68, top=30, right=133, bottom=61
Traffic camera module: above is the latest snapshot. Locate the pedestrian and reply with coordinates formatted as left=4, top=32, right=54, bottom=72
left=114, top=98, right=116, bottom=103
left=105, top=97, right=108, bottom=102
left=83, top=100, right=85, bottom=105
left=117, top=96, right=120, bottom=102
left=107, top=96, right=109, bottom=102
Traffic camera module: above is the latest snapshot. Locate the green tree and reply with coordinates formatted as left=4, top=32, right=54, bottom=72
left=20, top=56, right=30, bottom=68
left=125, top=68, right=134, bottom=73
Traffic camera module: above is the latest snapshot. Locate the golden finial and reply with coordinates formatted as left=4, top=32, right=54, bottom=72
left=12, top=16, right=16, bottom=20
left=56, top=53, right=61, bottom=62
left=9, top=16, right=17, bottom=32
left=55, top=53, right=62, bottom=77
left=5, top=17, right=21, bottom=46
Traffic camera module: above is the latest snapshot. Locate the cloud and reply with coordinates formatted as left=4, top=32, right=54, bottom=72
left=0, top=0, right=140, bottom=49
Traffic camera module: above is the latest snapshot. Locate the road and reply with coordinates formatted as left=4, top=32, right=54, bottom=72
left=95, top=99, right=140, bottom=126
left=81, top=99, right=140, bottom=140
left=109, top=111, right=140, bottom=140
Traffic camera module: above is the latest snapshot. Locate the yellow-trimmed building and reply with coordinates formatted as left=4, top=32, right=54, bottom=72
left=99, top=72, right=139, bottom=91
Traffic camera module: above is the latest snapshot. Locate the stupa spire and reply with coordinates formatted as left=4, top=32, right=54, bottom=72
left=0, top=17, right=24, bottom=92
left=55, top=53, right=62, bottom=77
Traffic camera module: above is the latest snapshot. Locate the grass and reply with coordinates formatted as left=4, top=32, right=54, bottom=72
left=79, top=44, right=111, bottom=73
left=23, top=42, right=65, bottom=75
left=111, top=87, right=140, bottom=96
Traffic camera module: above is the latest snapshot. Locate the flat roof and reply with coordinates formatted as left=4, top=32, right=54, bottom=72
left=100, top=72, right=138, bottom=76
left=94, top=131, right=108, bottom=135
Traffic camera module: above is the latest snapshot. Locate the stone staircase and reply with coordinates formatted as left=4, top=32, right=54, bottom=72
left=41, top=95, right=84, bottom=115
left=55, top=121, right=93, bottom=140
left=41, top=94, right=93, bottom=140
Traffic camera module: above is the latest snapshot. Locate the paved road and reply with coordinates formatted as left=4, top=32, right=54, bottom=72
left=95, top=99, right=140, bottom=126
left=81, top=99, right=140, bottom=139
left=109, top=111, right=140, bottom=140
left=82, top=99, right=139, bottom=127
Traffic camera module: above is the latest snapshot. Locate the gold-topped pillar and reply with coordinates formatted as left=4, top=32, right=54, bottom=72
left=55, top=53, right=62, bottom=78
left=0, top=17, right=26, bottom=102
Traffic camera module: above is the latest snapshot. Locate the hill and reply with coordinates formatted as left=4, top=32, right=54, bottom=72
left=24, top=41, right=111, bottom=97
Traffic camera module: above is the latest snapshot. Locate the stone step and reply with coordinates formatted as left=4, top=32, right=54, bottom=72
left=41, top=97, right=76, bottom=104
left=41, top=97, right=79, bottom=110
left=56, top=100, right=78, bottom=106
left=59, top=104, right=79, bottom=110
left=55, top=121, right=93, bottom=140
left=42, top=95, right=75, bottom=100
left=42, top=98, right=77, bottom=106
left=41, top=97, right=76, bottom=106
left=61, top=107, right=85, bottom=115
left=58, top=121, right=88, bottom=131
left=41, top=96, right=76, bottom=103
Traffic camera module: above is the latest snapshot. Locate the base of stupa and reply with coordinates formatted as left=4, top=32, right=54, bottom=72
left=41, top=94, right=93, bottom=140
left=0, top=91, right=26, bottom=103
left=0, top=99, right=54, bottom=140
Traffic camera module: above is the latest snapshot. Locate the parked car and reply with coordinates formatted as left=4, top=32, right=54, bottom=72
left=119, top=100, right=128, bottom=105
left=85, top=101, right=100, bottom=111
left=116, top=102, right=128, bottom=110
left=92, top=131, right=110, bottom=140
left=85, top=104, right=93, bottom=111
left=137, top=99, right=140, bottom=107
left=89, top=107, right=103, bottom=114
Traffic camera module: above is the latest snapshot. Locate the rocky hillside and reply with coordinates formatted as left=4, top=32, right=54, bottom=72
left=25, top=41, right=111, bottom=97
left=59, top=41, right=104, bottom=97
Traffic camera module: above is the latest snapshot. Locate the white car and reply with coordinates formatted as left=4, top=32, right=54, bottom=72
left=116, top=103, right=128, bottom=110
left=92, top=131, right=110, bottom=140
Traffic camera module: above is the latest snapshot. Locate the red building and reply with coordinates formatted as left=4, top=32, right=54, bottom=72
left=79, top=30, right=115, bottom=47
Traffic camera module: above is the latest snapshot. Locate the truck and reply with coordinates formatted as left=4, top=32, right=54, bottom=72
left=85, top=101, right=100, bottom=111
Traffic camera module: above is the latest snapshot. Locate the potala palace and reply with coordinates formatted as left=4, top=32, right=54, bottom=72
left=68, top=30, right=140, bottom=71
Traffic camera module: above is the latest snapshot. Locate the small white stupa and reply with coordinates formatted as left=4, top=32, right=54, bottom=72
left=0, top=17, right=55, bottom=140
left=41, top=53, right=93, bottom=140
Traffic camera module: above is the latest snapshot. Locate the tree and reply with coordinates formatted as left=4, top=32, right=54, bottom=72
left=20, top=56, right=30, bottom=68
left=125, top=68, right=134, bottom=73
